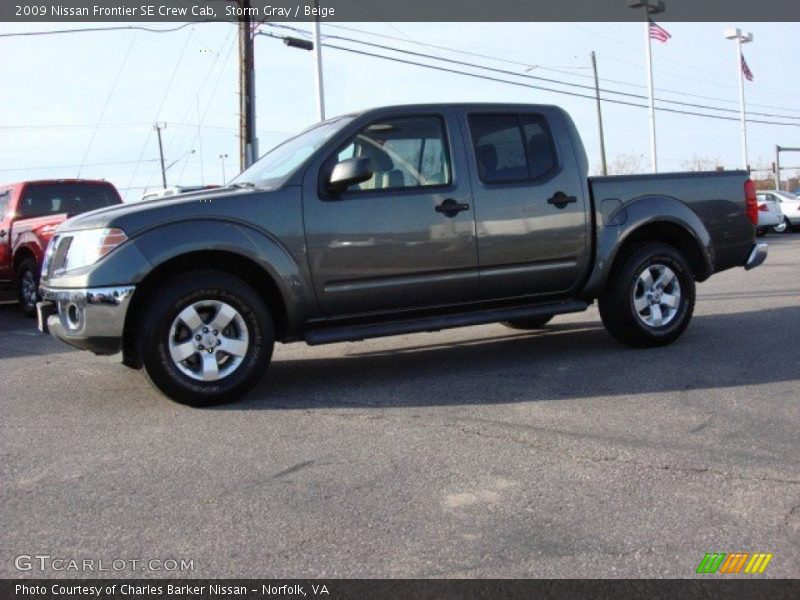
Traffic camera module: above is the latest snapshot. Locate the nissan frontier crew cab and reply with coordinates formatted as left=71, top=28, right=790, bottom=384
left=37, top=104, right=767, bottom=406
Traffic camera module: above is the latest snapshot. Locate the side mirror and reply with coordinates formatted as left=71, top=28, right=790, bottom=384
left=326, top=157, right=373, bottom=194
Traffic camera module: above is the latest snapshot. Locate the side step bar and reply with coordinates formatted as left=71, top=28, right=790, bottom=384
left=305, top=299, right=589, bottom=346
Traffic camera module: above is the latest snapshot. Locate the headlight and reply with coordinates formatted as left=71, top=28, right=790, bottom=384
left=61, top=228, right=128, bottom=273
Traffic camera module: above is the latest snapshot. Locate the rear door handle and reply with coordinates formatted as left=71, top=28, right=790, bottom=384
left=547, top=191, right=578, bottom=209
left=435, top=198, right=470, bottom=217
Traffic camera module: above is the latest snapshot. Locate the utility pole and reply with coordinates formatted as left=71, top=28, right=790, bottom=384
left=238, top=0, right=257, bottom=170
left=590, top=51, right=607, bottom=176
left=219, top=153, right=229, bottom=183
left=196, top=95, right=205, bottom=185
left=154, top=123, right=167, bottom=189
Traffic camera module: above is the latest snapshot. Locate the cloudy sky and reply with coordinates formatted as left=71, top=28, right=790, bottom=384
left=1, top=21, right=799, bottom=200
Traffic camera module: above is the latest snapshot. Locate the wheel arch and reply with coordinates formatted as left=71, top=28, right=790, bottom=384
left=121, top=242, right=304, bottom=368
left=582, top=196, right=714, bottom=300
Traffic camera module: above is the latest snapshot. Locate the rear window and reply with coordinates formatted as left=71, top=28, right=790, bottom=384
left=17, top=183, right=120, bottom=219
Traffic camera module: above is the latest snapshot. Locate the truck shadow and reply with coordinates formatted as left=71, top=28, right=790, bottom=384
left=229, top=304, right=800, bottom=410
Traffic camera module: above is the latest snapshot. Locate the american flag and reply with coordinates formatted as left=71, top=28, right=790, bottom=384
left=741, top=53, right=754, bottom=81
left=648, top=21, right=672, bottom=43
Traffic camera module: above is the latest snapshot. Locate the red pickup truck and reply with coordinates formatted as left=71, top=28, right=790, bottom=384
left=0, top=179, right=123, bottom=315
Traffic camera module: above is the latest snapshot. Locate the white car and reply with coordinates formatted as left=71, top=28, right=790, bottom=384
left=755, top=192, right=782, bottom=235
left=761, top=190, right=800, bottom=233
left=138, top=185, right=219, bottom=202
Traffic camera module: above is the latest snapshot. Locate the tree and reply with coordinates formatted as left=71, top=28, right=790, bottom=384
left=606, top=153, right=647, bottom=175
left=680, top=155, right=723, bottom=172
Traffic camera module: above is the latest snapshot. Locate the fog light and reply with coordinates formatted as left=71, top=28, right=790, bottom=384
left=66, top=303, right=82, bottom=329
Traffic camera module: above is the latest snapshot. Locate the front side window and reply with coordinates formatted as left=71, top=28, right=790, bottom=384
left=469, top=113, right=558, bottom=184
left=332, top=116, right=451, bottom=193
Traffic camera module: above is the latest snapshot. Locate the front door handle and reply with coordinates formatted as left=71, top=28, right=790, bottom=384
left=0, top=230, right=6, bottom=239
left=435, top=198, right=470, bottom=218
left=547, top=191, right=578, bottom=209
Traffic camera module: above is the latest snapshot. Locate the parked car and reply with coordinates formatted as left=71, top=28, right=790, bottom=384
left=755, top=192, right=783, bottom=235
left=762, top=190, right=800, bottom=233
left=0, top=179, right=123, bottom=315
left=139, top=185, right=219, bottom=202
left=37, top=104, right=766, bottom=406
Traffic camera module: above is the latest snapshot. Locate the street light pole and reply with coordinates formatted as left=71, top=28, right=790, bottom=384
left=724, top=28, right=753, bottom=172
left=312, top=0, right=326, bottom=121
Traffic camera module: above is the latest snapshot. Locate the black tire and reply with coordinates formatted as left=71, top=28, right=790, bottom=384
left=137, top=270, right=274, bottom=406
left=503, top=316, right=553, bottom=330
left=773, top=217, right=791, bottom=234
left=598, top=242, right=695, bottom=348
left=16, top=256, right=39, bottom=318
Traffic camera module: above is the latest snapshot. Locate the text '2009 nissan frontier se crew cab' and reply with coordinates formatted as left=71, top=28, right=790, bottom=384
left=37, top=104, right=767, bottom=406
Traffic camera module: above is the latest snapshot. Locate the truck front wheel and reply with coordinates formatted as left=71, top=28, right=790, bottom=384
left=138, top=270, right=274, bottom=406
left=599, top=242, right=695, bottom=348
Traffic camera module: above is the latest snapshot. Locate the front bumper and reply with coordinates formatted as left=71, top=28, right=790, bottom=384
left=37, top=286, right=135, bottom=355
left=744, top=242, right=768, bottom=271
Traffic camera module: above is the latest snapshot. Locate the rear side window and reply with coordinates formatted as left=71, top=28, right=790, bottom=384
left=17, top=183, right=119, bottom=219
left=469, top=113, right=557, bottom=184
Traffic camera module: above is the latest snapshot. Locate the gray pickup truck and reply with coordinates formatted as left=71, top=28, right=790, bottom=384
left=37, top=103, right=766, bottom=405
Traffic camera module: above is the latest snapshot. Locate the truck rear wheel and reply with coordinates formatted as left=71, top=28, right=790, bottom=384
left=138, top=270, right=274, bottom=406
left=599, top=242, right=695, bottom=348
left=16, top=256, right=39, bottom=317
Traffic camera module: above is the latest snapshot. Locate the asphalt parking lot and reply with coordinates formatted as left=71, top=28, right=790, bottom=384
left=2, top=236, right=798, bottom=579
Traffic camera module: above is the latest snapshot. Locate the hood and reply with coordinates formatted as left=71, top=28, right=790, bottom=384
left=56, top=186, right=277, bottom=236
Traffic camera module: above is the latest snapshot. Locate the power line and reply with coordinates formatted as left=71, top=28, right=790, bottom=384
left=317, top=30, right=800, bottom=122
left=128, top=25, right=195, bottom=190
left=0, top=159, right=160, bottom=173
left=77, top=31, right=139, bottom=177
left=309, top=22, right=800, bottom=118
left=0, top=122, right=241, bottom=132
left=260, top=30, right=800, bottom=128
left=0, top=23, right=206, bottom=38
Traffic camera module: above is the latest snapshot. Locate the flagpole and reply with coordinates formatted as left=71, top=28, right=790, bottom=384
left=630, top=1, right=665, bottom=174
left=736, top=36, right=748, bottom=171
left=645, top=19, right=658, bottom=173
left=725, top=28, right=753, bottom=171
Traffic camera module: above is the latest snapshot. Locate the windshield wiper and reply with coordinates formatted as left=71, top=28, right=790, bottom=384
left=226, top=181, right=260, bottom=189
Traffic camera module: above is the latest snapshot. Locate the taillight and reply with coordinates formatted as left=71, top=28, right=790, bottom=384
left=745, top=179, right=758, bottom=225
left=758, top=203, right=768, bottom=212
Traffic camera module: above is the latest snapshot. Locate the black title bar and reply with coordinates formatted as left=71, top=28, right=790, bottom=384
left=3, top=0, right=800, bottom=23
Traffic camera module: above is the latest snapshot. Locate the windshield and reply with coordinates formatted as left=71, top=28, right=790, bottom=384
left=230, top=117, right=354, bottom=187
left=774, top=191, right=798, bottom=201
